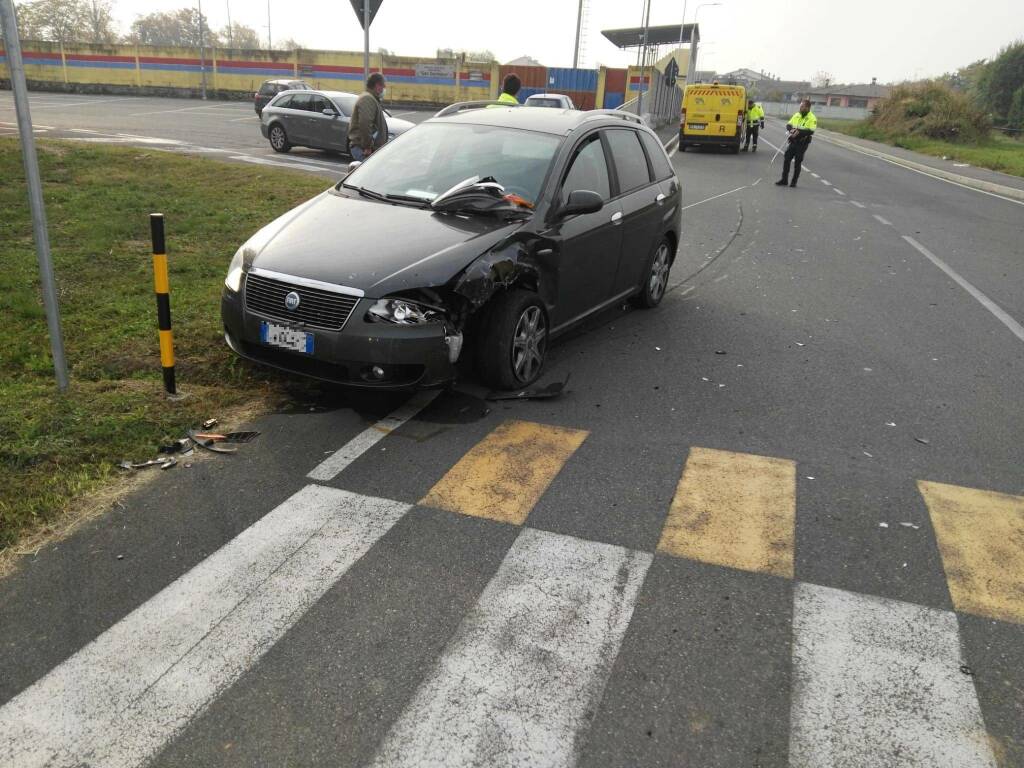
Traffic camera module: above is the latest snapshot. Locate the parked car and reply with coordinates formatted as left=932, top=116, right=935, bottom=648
left=223, top=105, right=681, bottom=390
left=524, top=93, right=577, bottom=110
left=260, top=89, right=415, bottom=156
left=254, top=79, right=310, bottom=117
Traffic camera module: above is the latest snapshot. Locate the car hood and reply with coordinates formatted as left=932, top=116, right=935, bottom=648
left=243, top=190, right=523, bottom=297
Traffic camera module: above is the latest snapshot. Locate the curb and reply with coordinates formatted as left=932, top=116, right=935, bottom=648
left=813, top=130, right=1024, bottom=203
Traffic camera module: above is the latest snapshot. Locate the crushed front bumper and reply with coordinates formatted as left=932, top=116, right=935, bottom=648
left=221, top=288, right=456, bottom=390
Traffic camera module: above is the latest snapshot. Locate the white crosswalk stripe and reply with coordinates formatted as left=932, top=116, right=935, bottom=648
left=0, top=486, right=410, bottom=768
left=369, top=528, right=652, bottom=768
left=789, top=583, right=997, bottom=767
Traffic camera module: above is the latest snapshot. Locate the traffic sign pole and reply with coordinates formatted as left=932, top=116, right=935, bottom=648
left=0, top=0, right=69, bottom=392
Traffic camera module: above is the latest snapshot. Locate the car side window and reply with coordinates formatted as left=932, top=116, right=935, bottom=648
left=335, top=95, right=356, bottom=116
left=289, top=93, right=314, bottom=111
left=310, top=95, right=329, bottom=113
left=640, top=131, right=674, bottom=180
left=273, top=94, right=293, bottom=109
left=606, top=129, right=653, bottom=194
left=561, top=135, right=611, bottom=203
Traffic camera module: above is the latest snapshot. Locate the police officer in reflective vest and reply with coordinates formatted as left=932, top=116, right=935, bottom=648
left=776, top=99, right=817, bottom=187
left=741, top=99, right=765, bottom=152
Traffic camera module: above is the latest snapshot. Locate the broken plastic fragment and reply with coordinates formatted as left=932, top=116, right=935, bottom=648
left=879, top=522, right=889, bottom=528
left=915, top=437, right=930, bottom=445
left=899, top=522, right=920, bottom=530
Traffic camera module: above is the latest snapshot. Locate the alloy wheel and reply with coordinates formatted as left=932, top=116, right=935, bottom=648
left=649, top=243, right=671, bottom=302
left=511, top=305, right=547, bottom=383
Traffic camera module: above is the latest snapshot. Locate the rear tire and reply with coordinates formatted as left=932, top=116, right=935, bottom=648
left=268, top=123, right=291, bottom=153
left=679, top=143, right=686, bottom=152
left=635, top=237, right=672, bottom=308
left=477, top=290, right=548, bottom=390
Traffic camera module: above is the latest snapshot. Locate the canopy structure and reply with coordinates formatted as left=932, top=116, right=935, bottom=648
left=600, top=23, right=699, bottom=49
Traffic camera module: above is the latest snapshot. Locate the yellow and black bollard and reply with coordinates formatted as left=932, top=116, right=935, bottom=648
left=149, top=213, right=176, bottom=395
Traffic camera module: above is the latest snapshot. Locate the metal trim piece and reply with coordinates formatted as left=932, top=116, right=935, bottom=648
left=248, top=268, right=365, bottom=298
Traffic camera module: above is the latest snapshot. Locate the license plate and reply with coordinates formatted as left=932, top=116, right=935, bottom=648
left=260, top=321, right=313, bottom=354
left=688, top=123, right=707, bottom=130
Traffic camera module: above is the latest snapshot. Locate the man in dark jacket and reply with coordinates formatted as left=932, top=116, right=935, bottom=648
left=348, top=73, right=388, bottom=161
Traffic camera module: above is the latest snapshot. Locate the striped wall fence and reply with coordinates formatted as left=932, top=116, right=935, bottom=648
left=1, top=42, right=632, bottom=111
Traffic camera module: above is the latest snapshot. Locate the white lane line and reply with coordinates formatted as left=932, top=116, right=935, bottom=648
left=681, top=185, right=747, bottom=211
left=0, top=121, right=55, bottom=129
left=308, top=389, right=441, bottom=481
left=790, top=583, right=997, bottom=768
left=816, top=133, right=1024, bottom=208
left=903, top=235, right=1024, bottom=343
left=833, top=188, right=846, bottom=195
left=8, top=97, right=133, bottom=109
left=850, top=200, right=866, bottom=208
left=126, top=104, right=243, bottom=117
left=229, top=154, right=339, bottom=174
left=820, top=179, right=832, bottom=186
left=369, top=527, right=652, bottom=768
left=810, top=172, right=820, bottom=179
left=752, top=177, right=761, bottom=186
left=0, top=486, right=410, bottom=768
left=231, top=115, right=258, bottom=122
left=873, top=214, right=893, bottom=226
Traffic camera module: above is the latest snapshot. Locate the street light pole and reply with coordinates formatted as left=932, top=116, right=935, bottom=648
left=0, top=0, right=69, bottom=392
left=197, top=0, right=207, bottom=99
left=691, top=2, right=721, bottom=81
left=363, top=0, right=370, bottom=81
left=573, top=0, right=584, bottom=69
left=266, top=0, right=272, bottom=49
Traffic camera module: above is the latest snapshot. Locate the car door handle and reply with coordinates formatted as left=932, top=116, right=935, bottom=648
left=611, top=211, right=623, bottom=224
left=656, top=193, right=666, bottom=203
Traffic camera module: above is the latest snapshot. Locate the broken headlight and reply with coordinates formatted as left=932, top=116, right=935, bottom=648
left=366, top=298, right=440, bottom=325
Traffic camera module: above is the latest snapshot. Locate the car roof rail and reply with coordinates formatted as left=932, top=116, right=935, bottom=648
left=433, top=100, right=522, bottom=118
left=581, top=109, right=646, bottom=126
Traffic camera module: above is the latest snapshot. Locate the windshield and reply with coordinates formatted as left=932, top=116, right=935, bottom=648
left=343, top=123, right=561, bottom=207
left=528, top=98, right=563, bottom=108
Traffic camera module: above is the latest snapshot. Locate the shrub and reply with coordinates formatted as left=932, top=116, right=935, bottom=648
left=868, top=82, right=991, bottom=143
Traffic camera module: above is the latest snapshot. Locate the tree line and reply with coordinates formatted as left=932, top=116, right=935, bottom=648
left=3, top=0, right=302, bottom=50
left=939, top=40, right=1024, bottom=131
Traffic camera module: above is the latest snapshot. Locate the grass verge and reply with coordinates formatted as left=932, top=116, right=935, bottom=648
left=0, top=138, right=328, bottom=554
left=817, top=119, right=1024, bottom=178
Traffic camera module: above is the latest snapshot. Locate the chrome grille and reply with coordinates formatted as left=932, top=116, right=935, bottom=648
left=244, top=273, right=359, bottom=331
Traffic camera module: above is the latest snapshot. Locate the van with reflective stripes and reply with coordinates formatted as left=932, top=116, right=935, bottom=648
left=679, top=83, right=746, bottom=153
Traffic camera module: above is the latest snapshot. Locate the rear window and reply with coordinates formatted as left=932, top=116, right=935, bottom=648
left=605, top=129, right=652, bottom=194
left=527, top=98, right=562, bottom=108
left=640, top=131, right=674, bottom=180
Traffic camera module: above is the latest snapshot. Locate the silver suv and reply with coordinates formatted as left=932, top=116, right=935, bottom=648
left=260, top=89, right=415, bottom=156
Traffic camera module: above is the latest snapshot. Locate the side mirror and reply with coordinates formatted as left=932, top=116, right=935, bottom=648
left=347, top=161, right=362, bottom=173
left=558, top=190, right=603, bottom=219
left=322, top=108, right=336, bottom=116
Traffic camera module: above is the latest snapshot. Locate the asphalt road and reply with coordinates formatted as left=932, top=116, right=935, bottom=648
left=1, top=94, right=1023, bottom=767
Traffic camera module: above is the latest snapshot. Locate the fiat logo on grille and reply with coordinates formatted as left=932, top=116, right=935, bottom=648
left=284, top=291, right=301, bottom=311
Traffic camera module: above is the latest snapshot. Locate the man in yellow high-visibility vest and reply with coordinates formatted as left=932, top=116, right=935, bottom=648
left=776, top=99, right=818, bottom=188
left=496, top=73, right=522, bottom=105
left=741, top=98, right=765, bottom=152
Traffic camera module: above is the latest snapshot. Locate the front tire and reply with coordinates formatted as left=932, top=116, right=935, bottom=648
left=268, top=123, right=291, bottom=153
left=635, top=237, right=672, bottom=308
left=477, top=290, right=548, bottom=389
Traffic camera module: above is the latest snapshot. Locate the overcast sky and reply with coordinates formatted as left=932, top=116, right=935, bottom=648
left=108, top=0, right=1021, bottom=84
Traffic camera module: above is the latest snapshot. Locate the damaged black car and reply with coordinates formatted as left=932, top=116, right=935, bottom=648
left=221, top=105, right=681, bottom=389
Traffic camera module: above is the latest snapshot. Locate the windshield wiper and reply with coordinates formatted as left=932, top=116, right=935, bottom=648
left=342, top=183, right=429, bottom=208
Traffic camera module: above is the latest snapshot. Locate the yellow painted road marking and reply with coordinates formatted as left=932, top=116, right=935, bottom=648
left=657, top=447, right=796, bottom=578
left=421, top=420, right=588, bottom=525
left=919, top=480, right=1024, bottom=625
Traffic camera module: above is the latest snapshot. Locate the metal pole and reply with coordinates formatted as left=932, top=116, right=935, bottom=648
left=197, top=0, right=207, bottom=99
left=0, top=0, right=69, bottom=392
left=225, top=0, right=233, bottom=49
left=266, top=0, right=271, bottom=49
left=362, top=0, right=369, bottom=82
left=639, top=0, right=651, bottom=119
left=572, top=0, right=583, bottom=69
